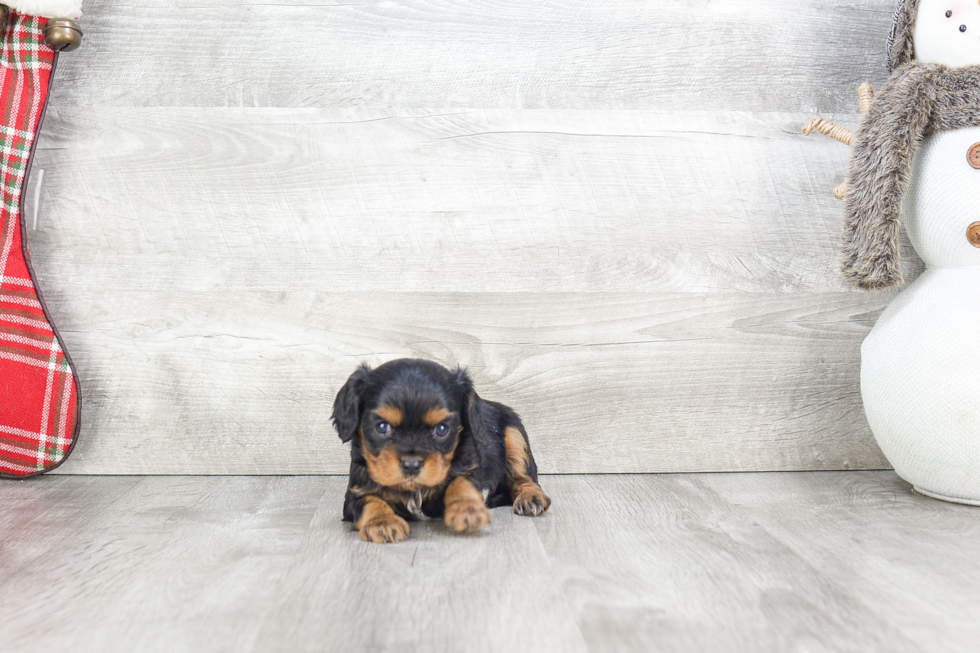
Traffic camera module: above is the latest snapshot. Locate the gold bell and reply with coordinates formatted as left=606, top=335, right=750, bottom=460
left=0, top=5, right=9, bottom=34
left=43, top=18, right=82, bottom=52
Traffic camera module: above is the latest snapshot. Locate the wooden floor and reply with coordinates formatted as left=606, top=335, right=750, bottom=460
left=1, top=472, right=978, bottom=653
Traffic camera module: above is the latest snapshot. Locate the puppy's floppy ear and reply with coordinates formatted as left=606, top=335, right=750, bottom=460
left=453, top=366, right=474, bottom=397
left=332, top=364, right=372, bottom=443
left=455, top=367, right=487, bottom=441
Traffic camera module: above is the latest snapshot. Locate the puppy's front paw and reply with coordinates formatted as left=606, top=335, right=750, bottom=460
left=513, top=485, right=551, bottom=516
left=359, top=513, right=410, bottom=543
left=444, top=499, right=491, bottom=533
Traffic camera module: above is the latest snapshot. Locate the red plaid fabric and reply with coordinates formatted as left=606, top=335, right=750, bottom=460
left=0, top=12, right=78, bottom=478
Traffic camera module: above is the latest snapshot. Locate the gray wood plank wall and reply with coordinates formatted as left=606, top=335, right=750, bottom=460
left=27, top=0, right=911, bottom=474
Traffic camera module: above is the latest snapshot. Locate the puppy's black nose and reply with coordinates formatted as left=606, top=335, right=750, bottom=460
left=400, top=457, right=423, bottom=477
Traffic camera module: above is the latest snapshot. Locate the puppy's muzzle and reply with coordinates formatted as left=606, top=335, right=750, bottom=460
left=400, top=456, right=424, bottom=477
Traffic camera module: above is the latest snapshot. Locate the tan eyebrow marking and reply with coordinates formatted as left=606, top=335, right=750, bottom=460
left=424, top=407, right=453, bottom=426
left=374, top=406, right=403, bottom=427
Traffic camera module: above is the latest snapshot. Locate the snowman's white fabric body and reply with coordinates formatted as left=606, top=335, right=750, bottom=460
left=860, top=0, right=980, bottom=504
left=864, top=127, right=980, bottom=503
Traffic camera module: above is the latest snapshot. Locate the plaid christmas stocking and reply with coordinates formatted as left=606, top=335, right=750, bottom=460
left=0, top=10, right=79, bottom=477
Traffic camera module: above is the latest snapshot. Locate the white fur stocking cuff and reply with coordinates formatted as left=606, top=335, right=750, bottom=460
left=2, top=1, right=82, bottom=19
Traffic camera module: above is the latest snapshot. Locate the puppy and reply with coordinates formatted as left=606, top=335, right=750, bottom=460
left=332, top=358, right=551, bottom=543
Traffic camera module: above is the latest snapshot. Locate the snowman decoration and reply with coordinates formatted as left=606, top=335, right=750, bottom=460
left=807, top=0, right=980, bottom=504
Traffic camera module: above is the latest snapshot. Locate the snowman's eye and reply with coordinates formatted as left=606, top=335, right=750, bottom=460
left=961, top=24, right=968, bottom=32
left=947, top=10, right=953, bottom=18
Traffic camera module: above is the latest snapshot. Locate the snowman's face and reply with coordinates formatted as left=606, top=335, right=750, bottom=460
left=914, top=0, right=980, bottom=66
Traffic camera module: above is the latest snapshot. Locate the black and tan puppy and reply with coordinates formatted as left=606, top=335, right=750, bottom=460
left=332, top=358, right=551, bottom=543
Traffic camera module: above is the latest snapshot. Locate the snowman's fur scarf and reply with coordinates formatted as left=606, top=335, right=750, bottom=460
left=887, top=0, right=919, bottom=72
left=844, top=63, right=980, bottom=289
left=2, top=1, right=82, bottom=18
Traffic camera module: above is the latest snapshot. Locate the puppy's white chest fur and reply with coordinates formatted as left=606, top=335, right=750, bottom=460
left=405, top=490, right=428, bottom=520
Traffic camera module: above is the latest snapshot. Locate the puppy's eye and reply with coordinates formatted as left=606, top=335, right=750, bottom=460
left=433, top=423, right=451, bottom=439
left=375, top=421, right=391, bottom=436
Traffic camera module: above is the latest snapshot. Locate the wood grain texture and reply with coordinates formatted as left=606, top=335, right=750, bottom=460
left=0, top=476, right=326, bottom=652
left=20, top=2, right=913, bottom=473
left=26, top=106, right=901, bottom=473
left=700, top=473, right=980, bottom=652
left=30, top=107, right=926, bottom=294
left=23, top=104, right=906, bottom=473
left=2, top=473, right=980, bottom=652
left=54, top=0, right=895, bottom=113
left=43, top=291, right=890, bottom=474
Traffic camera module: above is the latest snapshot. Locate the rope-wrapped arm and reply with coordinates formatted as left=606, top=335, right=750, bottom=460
left=802, top=83, right=875, bottom=199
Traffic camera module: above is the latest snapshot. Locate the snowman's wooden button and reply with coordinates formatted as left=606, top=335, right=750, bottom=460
left=968, top=143, right=980, bottom=169
left=968, top=222, right=980, bottom=248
